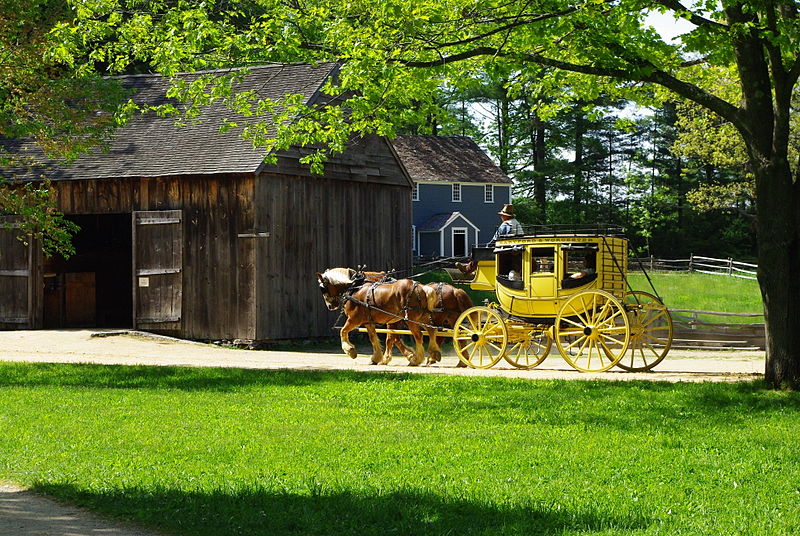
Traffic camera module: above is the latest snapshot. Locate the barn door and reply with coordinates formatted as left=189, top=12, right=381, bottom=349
left=0, top=216, right=36, bottom=329
left=132, top=210, right=183, bottom=331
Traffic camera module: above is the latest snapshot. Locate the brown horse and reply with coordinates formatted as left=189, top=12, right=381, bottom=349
left=316, top=268, right=441, bottom=365
left=384, top=281, right=473, bottom=365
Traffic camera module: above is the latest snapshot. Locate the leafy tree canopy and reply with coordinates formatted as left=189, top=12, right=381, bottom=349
left=30, top=0, right=800, bottom=387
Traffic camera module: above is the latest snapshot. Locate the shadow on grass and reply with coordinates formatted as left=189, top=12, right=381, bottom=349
left=1, top=364, right=797, bottom=429
left=0, top=362, right=423, bottom=392
left=31, top=481, right=653, bottom=536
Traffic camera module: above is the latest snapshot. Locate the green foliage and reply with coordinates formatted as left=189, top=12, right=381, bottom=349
left=0, top=0, right=129, bottom=257
left=1, top=363, right=799, bottom=535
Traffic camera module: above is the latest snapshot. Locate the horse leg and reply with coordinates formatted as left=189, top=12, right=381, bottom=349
left=406, top=324, right=425, bottom=366
left=365, top=324, right=384, bottom=365
left=425, top=326, right=442, bottom=365
left=387, top=322, right=415, bottom=359
left=340, top=317, right=360, bottom=359
left=381, top=332, right=396, bottom=366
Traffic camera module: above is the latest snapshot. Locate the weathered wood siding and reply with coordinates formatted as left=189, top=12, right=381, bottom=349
left=255, top=136, right=413, bottom=339
left=0, top=217, right=42, bottom=329
left=51, top=175, right=256, bottom=340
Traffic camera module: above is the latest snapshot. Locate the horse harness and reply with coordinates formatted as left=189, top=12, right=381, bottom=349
left=340, top=279, right=437, bottom=328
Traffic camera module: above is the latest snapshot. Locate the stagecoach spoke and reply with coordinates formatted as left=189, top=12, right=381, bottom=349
left=599, top=332, right=624, bottom=347
left=637, top=346, right=654, bottom=364
left=592, top=297, right=611, bottom=324
left=639, top=310, right=668, bottom=328
left=562, top=334, right=587, bottom=352
left=487, top=341, right=503, bottom=355
left=567, top=302, right=592, bottom=328
left=561, top=317, right=587, bottom=330
left=640, top=341, right=662, bottom=357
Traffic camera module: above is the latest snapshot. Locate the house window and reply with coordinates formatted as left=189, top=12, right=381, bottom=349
left=412, top=183, right=419, bottom=201
left=485, top=184, right=494, bottom=203
left=452, top=183, right=461, bottom=202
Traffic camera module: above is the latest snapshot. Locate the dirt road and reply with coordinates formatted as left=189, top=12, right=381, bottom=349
left=0, top=329, right=765, bottom=382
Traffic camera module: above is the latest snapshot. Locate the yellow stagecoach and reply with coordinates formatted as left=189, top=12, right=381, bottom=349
left=448, top=226, right=673, bottom=372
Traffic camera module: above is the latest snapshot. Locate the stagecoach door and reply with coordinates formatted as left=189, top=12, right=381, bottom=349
left=529, top=246, right=556, bottom=298
left=132, top=210, right=183, bottom=332
left=0, top=216, right=39, bottom=329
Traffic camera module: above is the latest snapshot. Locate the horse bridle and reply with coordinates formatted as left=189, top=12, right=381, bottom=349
left=319, top=273, right=366, bottom=311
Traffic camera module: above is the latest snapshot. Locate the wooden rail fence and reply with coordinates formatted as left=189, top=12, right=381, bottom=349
left=669, top=309, right=765, bottom=350
left=631, top=254, right=757, bottom=280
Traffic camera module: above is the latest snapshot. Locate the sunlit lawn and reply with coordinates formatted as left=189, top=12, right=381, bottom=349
left=1, top=363, right=798, bottom=535
left=627, top=272, right=762, bottom=314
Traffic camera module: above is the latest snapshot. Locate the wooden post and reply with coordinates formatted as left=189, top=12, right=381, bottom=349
left=727, top=257, right=733, bottom=276
left=688, top=253, right=693, bottom=273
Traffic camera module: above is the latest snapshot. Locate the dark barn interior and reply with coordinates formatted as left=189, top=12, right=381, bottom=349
left=43, top=214, right=132, bottom=328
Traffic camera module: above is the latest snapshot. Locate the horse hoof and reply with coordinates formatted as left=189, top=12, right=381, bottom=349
left=346, top=349, right=357, bottom=359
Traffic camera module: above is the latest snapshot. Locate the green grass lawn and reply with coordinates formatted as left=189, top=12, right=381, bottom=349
left=627, top=272, right=762, bottom=314
left=1, top=363, right=798, bottom=535
left=417, top=269, right=763, bottom=316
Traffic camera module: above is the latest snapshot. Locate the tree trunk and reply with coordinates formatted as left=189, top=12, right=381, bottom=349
left=754, top=159, right=800, bottom=388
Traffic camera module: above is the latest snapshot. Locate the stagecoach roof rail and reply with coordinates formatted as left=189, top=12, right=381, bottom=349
left=509, top=223, right=626, bottom=238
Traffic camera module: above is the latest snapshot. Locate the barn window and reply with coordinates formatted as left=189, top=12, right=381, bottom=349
left=412, top=183, right=419, bottom=201
left=484, top=184, right=493, bottom=203
left=452, top=183, right=461, bottom=202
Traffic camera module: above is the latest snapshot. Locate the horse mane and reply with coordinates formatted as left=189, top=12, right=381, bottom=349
left=321, top=267, right=355, bottom=286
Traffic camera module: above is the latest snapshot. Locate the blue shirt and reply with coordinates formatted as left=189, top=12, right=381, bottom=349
left=492, top=218, right=523, bottom=242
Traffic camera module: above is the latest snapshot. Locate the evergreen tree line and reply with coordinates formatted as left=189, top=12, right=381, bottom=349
left=406, top=75, right=757, bottom=261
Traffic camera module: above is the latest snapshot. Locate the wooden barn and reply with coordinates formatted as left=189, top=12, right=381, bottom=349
left=0, top=63, right=412, bottom=341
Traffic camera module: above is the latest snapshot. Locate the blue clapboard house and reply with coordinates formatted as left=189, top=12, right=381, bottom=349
left=391, top=135, right=513, bottom=259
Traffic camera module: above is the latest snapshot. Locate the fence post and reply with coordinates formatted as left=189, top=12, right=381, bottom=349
left=688, top=253, right=693, bottom=273
left=728, top=258, right=733, bottom=276
left=650, top=255, right=654, bottom=271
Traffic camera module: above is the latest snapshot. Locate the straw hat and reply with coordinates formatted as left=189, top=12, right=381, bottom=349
left=498, top=204, right=515, bottom=217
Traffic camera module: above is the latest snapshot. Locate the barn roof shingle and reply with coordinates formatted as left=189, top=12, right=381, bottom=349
left=3, top=63, right=338, bottom=181
left=391, top=135, right=511, bottom=184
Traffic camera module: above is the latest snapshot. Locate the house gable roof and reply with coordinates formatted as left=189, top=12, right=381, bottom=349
left=391, top=135, right=512, bottom=184
left=418, top=211, right=480, bottom=232
left=3, top=63, right=338, bottom=181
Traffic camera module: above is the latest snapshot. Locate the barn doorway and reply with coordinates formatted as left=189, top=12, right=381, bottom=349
left=43, top=214, right=132, bottom=328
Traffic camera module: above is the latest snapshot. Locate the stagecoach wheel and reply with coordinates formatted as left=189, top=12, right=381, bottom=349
left=554, top=290, right=630, bottom=372
left=453, top=306, right=508, bottom=369
left=615, top=291, right=673, bottom=372
left=503, top=326, right=552, bottom=370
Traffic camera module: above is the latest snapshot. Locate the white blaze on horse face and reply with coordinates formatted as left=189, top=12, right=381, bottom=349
left=318, top=268, right=355, bottom=311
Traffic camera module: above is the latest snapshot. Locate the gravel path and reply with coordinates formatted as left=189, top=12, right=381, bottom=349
left=0, top=329, right=766, bottom=535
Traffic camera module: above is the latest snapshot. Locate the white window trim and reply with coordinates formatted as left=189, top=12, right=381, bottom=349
left=452, top=227, right=468, bottom=257
left=484, top=184, right=494, bottom=203
left=412, top=183, right=419, bottom=201
left=451, top=183, right=462, bottom=202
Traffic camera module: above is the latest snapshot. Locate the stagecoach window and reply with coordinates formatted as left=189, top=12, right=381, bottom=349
left=564, top=248, right=597, bottom=274
left=531, top=247, right=555, bottom=273
left=497, top=250, right=523, bottom=279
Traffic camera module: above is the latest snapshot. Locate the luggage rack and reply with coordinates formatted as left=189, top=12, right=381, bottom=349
left=513, top=223, right=625, bottom=238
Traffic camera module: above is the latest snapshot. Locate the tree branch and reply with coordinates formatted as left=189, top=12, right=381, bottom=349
left=416, top=8, right=579, bottom=51
left=651, top=0, right=728, bottom=31
left=395, top=45, right=743, bottom=128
